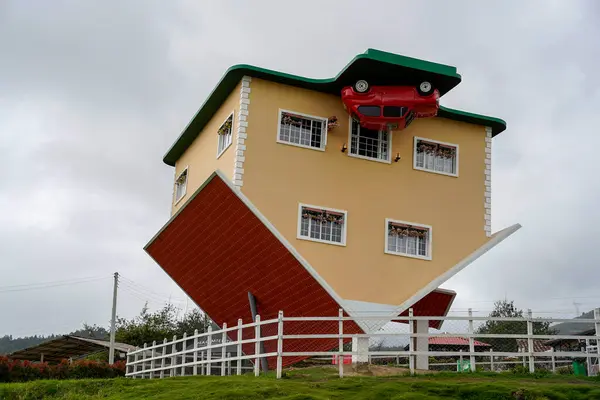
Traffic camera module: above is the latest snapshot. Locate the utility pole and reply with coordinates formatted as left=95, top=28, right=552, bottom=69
left=108, top=272, right=119, bottom=364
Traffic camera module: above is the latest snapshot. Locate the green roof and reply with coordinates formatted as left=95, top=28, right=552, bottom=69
left=163, top=49, right=506, bottom=166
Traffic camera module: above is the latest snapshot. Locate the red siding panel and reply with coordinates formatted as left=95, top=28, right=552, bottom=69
left=397, top=290, right=455, bottom=329
left=146, top=175, right=362, bottom=368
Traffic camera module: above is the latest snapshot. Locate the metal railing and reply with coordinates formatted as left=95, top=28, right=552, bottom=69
left=126, top=308, right=600, bottom=379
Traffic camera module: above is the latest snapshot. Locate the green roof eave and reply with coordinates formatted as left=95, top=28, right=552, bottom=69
left=438, top=106, right=506, bottom=136
left=163, top=49, right=504, bottom=166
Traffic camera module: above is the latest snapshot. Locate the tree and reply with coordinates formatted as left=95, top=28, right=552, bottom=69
left=476, top=300, right=555, bottom=352
left=70, top=323, right=109, bottom=340
left=115, top=303, right=212, bottom=346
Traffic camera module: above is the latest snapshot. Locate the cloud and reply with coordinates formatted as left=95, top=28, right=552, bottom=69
left=1, top=0, right=599, bottom=336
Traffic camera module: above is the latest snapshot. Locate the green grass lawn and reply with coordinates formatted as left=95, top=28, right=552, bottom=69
left=1, top=367, right=600, bottom=400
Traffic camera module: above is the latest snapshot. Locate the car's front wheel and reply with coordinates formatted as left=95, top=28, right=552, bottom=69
left=418, top=81, right=433, bottom=95
left=354, top=80, right=369, bottom=93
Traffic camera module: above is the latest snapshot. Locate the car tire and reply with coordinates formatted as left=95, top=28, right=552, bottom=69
left=354, top=80, right=369, bottom=93
left=417, top=81, right=433, bottom=95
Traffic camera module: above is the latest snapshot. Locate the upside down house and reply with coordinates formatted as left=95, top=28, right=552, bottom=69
left=144, top=49, right=521, bottom=370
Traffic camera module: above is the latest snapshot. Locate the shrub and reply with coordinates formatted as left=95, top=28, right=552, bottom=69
left=0, top=355, right=125, bottom=382
left=511, top=365, right=530, bottom=375
left=556, top=365, right=574, bottom=375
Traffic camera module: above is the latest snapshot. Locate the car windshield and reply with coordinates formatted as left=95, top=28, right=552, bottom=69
left=358, top=106, right=381, bottom=117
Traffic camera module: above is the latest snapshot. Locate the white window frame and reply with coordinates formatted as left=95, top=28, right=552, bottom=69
left=276, top=109, right=328, bottom=151
left=297, top=203, right=347, bottom=247
left=174, top=167, right=188, bottom=205
left=347, top=117, right=392, bottom=164
left=413, top=136, right=459, bottom=177
left=216, top=111, right=235, bottom=159
left=384, top=218, right=432, bottom=261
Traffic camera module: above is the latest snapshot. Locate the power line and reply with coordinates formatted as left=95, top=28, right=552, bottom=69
left=0, top=276, right=110, bottom=293
left=119, top=275, right=186, bottom=303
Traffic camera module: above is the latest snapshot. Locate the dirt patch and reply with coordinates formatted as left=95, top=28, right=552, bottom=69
left=339, top=364, right=438, bottom=377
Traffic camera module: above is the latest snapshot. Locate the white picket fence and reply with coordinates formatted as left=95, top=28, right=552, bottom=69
left=126, top=308, right=600, bottom=379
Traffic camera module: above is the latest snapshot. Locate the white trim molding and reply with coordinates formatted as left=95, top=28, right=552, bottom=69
left=484, top=127, right=492, bottom=237
left=393, top=223, right=522, bottom=316
left=233, top=76, right=252, bottom=189
left=413, top=136, right=459, bottom=177
left=297, top=203, right=348, bottom=247
left=216, top=111, right=235, bottom=159
left=348, top=117, right=392, bottom=164
left=276, top=109, right=328, bottom=151
left=384, top=218, right=432, bottom=261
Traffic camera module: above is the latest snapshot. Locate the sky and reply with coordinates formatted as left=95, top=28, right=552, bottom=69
left=1, top=0, right=599, bottom=337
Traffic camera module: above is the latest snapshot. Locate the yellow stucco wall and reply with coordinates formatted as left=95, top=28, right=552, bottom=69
left=171, top=82, right=241, bottom=215
left=242, top=78, right=490, bottom=306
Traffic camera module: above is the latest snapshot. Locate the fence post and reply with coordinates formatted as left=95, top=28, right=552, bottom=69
left=468, top=308, right=476, bottom=372
left=193, top=329, right=199, bottom=376
left=489, top=349, right=494, bottom=372
left=150, top=341, right=156, bottom=379
left=408, top=308, right=415, bottom=375
left=237, top=318, right=243, bottom=376
left=551, top=349, right=556, bottom=373
left=527, top=309, right=535, bottom=373
left=126, top=353, right=131, bottom=377
left=595, top=308, right=600, bottom=373
left=160, top=338, right=166, bottom=379
left=338, top=308, right=344, bottom=378
left=200, top=351, right=204, bottom=375
left=459, top=350, right=463, bottom=372
left=227, top=353, right=232, bottom=375
left=133, top=349, right=139, bottom=379
left=207, top=326, right=213, bottom=376
left=142, top=343, right=147, bottom=379
left=181, top=332, right=187, bottom=377
left=221, top=322, right=228, bottom=376
left=276, top=311, right=284, bottom=379
left=170, top=335, right=177, bottom=377
left=254, top=315, right=261, bottom=377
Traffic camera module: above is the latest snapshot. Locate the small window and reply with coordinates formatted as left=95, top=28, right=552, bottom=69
left=383, top=106, right=406, bottom=118
left=278, top=110, right=327, bottom=150
left=414, top=137, right=458, bottom=176
left=349, top=119, right=390, bottom=162
left=357, top=105, right=381, bottom=117
left=217, top=113, right=234, bottom=157
left=174, top=168, right=188, bottom=204
left=298, top=204, right=347, bottom=246
left=385, top=219, right=431, bottom=260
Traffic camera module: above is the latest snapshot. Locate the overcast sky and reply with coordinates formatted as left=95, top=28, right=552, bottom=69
left=1, top=1, right=599, bottom=337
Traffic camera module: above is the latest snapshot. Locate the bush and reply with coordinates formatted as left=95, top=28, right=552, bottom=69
left=556, top=365, right=574, bottom=375
left=0, top=356, right=125, bottom=382
left=511, top=365, right=530, bottom=375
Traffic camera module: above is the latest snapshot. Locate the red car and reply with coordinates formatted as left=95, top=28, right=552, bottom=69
left=341, top=80, right=440, bottom=131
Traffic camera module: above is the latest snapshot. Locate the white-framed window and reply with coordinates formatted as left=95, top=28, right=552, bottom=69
left=174, top=168, right=188, bottom=204
left=349, top=118, right=391, bottom=163
left=277, top=109, right=327, bottom=151
left=297, top=204, right=347, bottom=246
left=413, top=137, right=459, bottom=177
left=385, top=219, right=432, bottom=260
left=217, top=112, right=234, bottom=158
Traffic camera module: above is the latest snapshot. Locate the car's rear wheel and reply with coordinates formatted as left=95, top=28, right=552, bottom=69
left=354, top=80, right=369, bottom=93
left=417, top=81, right=433, bottom=95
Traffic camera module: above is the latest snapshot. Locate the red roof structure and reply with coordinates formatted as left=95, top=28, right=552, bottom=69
left=145, top=173, right=362, bottom=368
left=396, top=289, right=456, bottom=329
